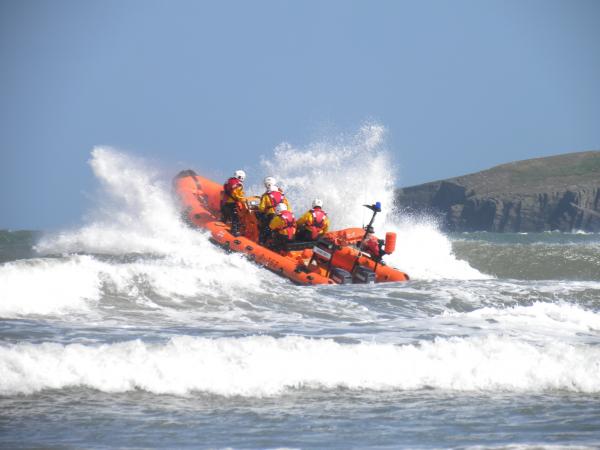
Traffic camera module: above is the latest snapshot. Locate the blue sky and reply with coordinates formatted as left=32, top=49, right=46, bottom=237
left=1, top=0, right=599, bottom=230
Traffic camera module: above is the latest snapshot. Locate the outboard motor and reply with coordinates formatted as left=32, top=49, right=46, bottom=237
left=330, top=267, right=353, bottom=284
left=312, top=238, right=337, bottom=263
left=353, top=266, right=376, bottom=284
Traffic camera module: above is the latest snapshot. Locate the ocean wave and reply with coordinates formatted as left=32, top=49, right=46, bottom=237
left=0, top=256, right=102, bottom=316
left=0, top=252, right=269, bottom=318
left=441, top=300, right=600, bottom=342
left=2, top=335, right=599, bottom=396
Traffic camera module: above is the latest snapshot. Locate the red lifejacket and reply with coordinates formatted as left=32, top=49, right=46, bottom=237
left=277, top=210, right=296, bottom=240
left=268, top=190, right=284, bottom=208
left=308, top=208, right=327, bottom=239
left=223, top=177, right=242, bottom=200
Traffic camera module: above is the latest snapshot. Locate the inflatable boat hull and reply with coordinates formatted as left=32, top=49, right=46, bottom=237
left=173, top=170, right=409, bottom=285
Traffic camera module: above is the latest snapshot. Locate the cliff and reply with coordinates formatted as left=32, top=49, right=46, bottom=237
left=396, top=151, right=600, bottom=232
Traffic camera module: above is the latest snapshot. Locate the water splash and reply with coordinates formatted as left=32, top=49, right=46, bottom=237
left=259, top=124, right=395, bottom=228
left=258, top=124, right=486, bottom=280
left=35, top=128, right=485, bottom=285
left=37, top=147, right=204, bottom=256
left=25, top=147, right=270, bottom=317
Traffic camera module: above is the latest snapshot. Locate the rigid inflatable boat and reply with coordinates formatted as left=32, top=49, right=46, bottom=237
left=173, top=170, right=409, bottom=285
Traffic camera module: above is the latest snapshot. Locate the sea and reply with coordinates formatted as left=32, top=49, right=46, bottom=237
left=1, top=130, right=600, bottom=449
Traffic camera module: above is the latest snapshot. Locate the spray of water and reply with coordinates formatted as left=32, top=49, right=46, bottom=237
left=258, top=124, right=487, bottom=280
left=37, top=147, right=206, bottom=256
left=32, top=127, right=485, bottom=290
left=259, top=124, right=394, bottom=228
left=25, top=147, right=270, bottom=317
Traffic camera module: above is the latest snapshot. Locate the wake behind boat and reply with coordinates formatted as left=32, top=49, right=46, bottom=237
left=173, top=170, right=409, bottom=285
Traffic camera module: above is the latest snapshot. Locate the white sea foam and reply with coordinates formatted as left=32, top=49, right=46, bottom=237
left=444, top=301, right=600, bottom=342
left=0, top=252, right=269, bottom=318
left=385, top=217, right=489, bottom=280
left=25, top=148, right=269, bottom=309
left=0, top=256, right=102, bottom=316
left=1, top=334, right=599, bottom=396
left=0, top=151, right=271, bottom=318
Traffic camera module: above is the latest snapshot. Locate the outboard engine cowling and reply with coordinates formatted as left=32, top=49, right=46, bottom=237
left=353, top=266, right=376, bottom=284
left=330, top=267, right=353, bottom=284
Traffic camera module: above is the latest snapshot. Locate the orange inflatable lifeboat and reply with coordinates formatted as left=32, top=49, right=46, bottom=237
left=173, top=170, right=409, bottom=285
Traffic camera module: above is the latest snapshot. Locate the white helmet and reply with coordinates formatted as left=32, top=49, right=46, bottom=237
left=312, top=198, right=323, bottom=208
left=275, top=203, right=288, bottom=214
left=234, top=170, right=246, bottom=182
left=264, top=176, right=276, bottom=189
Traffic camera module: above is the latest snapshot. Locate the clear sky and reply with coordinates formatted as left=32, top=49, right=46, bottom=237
left=1, top=0, right=599, bottom=230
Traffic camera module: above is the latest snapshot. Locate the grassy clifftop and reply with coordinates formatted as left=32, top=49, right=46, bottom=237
left=397, top=150, right=600, bottom=232
left=449, top=151, right=600, bottom=195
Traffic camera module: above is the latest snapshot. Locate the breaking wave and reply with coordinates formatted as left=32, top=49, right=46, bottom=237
left=0, top=126, right=489, bottom=320
left=2, top=334, right=598, bottom=396
left=33, top=127, right=484, bottom=282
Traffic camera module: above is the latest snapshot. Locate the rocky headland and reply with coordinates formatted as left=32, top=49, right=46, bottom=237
left=396, top=151, right=600, bottom=232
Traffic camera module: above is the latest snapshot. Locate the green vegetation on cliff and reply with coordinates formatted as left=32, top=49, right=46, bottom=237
left=451, top=151, right=600, bottom=195
left=396, top=151, right=600, bottom=232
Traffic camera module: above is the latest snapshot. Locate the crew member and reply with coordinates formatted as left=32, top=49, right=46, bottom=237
left=257, top=176, right=291, bottom=244
left=360, top=226, right=385, bottom=262
left=268, top=203, right=296, bottom=251
left=295, top=198, right=330, bottom=241
left=221, top=169, right=246, bottom=236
